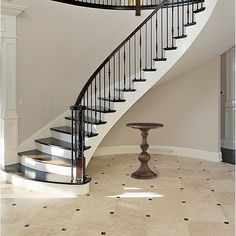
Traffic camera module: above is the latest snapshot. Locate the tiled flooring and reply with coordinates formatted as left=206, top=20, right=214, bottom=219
left=1, top=154, right=235, bottom=236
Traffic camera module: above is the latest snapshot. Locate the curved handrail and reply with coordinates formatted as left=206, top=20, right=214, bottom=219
left=53, top=0, right=163, bottom=10
left=74, top=0, right=168, bottom=106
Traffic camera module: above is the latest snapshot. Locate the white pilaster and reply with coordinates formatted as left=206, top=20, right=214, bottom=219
left=0, top=3, right=26, bottom=168
left=223, top=46, right=236, bottom=150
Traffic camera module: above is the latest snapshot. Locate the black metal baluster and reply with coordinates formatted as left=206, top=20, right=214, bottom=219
left=108, top=60, right=111, bottom=110
left=99, top=71, right=101, bottom=122
left=86, top=90, right=89, bottom=137
left=118, top=50, right=121, bottom=98
left=129, top=39, right=131, bottom=89
left=177, top=0, right=180, bottom=37
left=145, top=23, right=147, bottom=69
left=166, top=0, right=169, bottom=49
left=187, top=0, right=190, bottom=24
left=161, top=5, right=164, bottom=58
left=171, top=0, right=174, bottom=47
left=113, top=55, right=116, bottom=101
left=155, top=12, right=158, bottom=59
left=134, top=34, right=136, bottom=80
left=90, top=83, right=93, bottom=136
left=95, top=76, right=97, bottom=123
left=192, top=0, right=194, bottom=22
left=139, top=29, right=142, bottom=80
left=123, top=45, right=126, bottom=90
left=150, top=18, right=153, bottom=69
left=182, top=0, right=185, bottom=35
left=74, top=108, right=78, bottom=182
left=103, top=66, right=106, bottom=110
left=71, top=108, right=74, bottom=182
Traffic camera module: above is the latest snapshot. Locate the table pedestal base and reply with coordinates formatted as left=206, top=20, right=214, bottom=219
left=131, top=151, right=157, bottom=179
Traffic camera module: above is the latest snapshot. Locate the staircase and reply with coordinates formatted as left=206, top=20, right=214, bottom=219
left=2, top=0, right=218, bottom=195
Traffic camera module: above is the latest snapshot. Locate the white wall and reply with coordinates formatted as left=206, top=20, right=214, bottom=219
left=2, top=0, right=151, bottom=144
left=100, top=56, right=221, bottom=153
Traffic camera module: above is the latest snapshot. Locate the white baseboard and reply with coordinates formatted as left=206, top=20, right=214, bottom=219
left=94, top=145, right=222, bottom=162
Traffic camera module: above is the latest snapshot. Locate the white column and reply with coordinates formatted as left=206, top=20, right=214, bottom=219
left=0, top=3, right=26, bottom=168
left=223, top=46, right=236, bottom=150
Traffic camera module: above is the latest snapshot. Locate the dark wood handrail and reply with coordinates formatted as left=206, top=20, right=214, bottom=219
left=74, top=0, right=168, bottom=106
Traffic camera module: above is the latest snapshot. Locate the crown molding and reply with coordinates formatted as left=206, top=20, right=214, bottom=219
left=0, top=3, right=26, bottom=16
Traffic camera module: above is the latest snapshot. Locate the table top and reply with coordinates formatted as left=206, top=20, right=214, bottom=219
left=126, top=123, right=164, bottom=129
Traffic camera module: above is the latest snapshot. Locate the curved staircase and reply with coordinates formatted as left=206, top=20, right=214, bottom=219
left=2, top=0, right=218, bottom=195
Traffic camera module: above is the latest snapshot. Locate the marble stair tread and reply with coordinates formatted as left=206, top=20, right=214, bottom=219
left=35, top=137, right=91, bottom=150
left=51, top=126, right=99, bottom=137
left=4, top=164, right=91, bottom=185
left=18, top=149, right=71, bottom=166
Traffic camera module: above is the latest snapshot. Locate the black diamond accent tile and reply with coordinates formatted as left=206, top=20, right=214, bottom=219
left=146, top=215, right=151, bottom=217
left=126, top=174, right=129, bottom=176
left=110, top=211, right=115, bottom=214
left=202, top=169, right=206, bottom=171
left=148, top=199, right=152, bottom=201
left=101, top=232, right=106, bottom=235
left=177, top=168, right=181, bottom=170
left=101, top=173, right=105, bottom=175
left=211, top=189, right=215, bottom=192
left=122, top=184, right=125, bottom=186
left=184, top=218, right=189, bottom=221
left=182, top=201, right=186, bottom=203
left=206, top=179, right=210, bottom=180
left=106, top=165, right=110, bottom=167
left=24, top=224, right=30, bottom=227
left=150, top=186, right=154, bottom=188
left=224, top=222, right=229, bottom=224
left=76, top=209, right=80, bottom=211
left=117, top=196, right=120, bottom=199
left=179, top=177, right=182, bottom=179
left=12, top=203, right=16, bottom=206
left=43, top=206, right=47, bottom=208
left=180, top=187, right=184, bottom=190
left=95, top=182, right=98, bottom=184
left=61, top=228, right=67, bottom=231
left=217, top=203, right=221, bottom=206
left=86, top=194, right=90, bottom=196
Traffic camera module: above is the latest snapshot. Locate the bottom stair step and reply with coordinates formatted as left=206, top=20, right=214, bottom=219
left=4, top=163, right=91, bottom=185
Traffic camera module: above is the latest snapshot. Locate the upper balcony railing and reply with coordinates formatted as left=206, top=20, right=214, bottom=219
left=51, top=0, right=195, bottom=16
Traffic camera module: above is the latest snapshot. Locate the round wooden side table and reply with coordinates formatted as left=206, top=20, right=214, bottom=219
left=126, top=123, right=164, bottom=179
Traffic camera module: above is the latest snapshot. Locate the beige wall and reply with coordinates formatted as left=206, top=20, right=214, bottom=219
left=3, top=0, right=151, bottom=144
left=100, top=56, right=221, bottom=153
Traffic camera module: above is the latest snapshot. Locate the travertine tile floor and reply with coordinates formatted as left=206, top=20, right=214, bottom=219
left=0, top=154, right=235, bottom=236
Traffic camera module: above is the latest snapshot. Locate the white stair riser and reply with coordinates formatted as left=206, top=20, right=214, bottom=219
left=36, top=143, right=71, bottom=159
left=66, top=120, right=97, bottom=133
left=51, top=130, right=90, bottom=145
left=20, top=156, right=71, bottom=176
left=36, top=143, right=90, bottom=160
